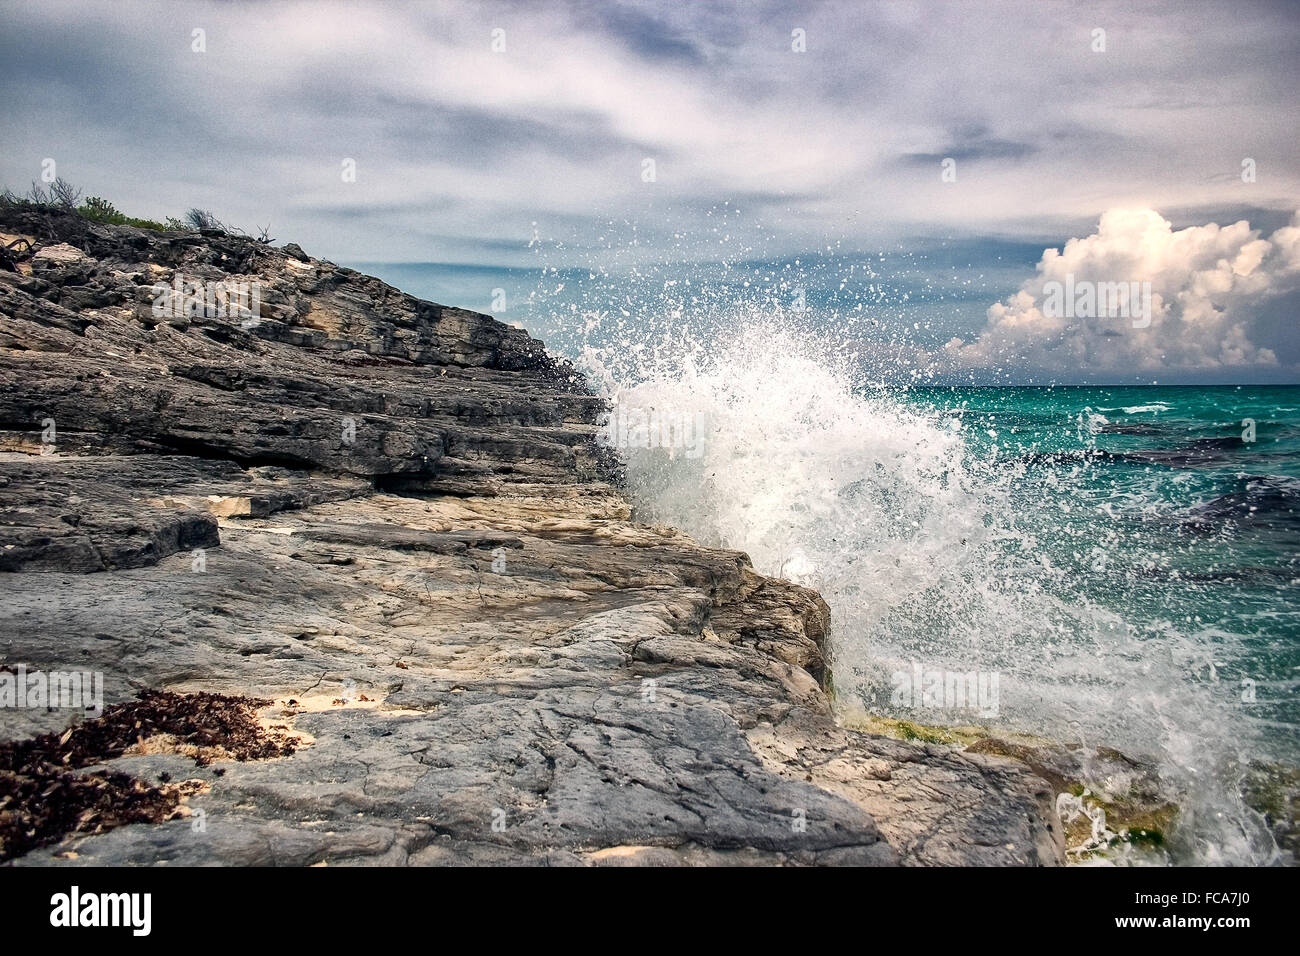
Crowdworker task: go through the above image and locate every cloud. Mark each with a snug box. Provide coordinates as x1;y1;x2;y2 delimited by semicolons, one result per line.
936;208;1300;378
592;2;707;65
1;0;1297;267
899;124;1038;166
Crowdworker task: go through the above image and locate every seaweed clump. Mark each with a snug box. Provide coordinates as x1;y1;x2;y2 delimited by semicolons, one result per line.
0;690;296;860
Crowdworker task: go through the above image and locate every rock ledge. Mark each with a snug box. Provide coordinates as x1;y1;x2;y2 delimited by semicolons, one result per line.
0;208;1063;865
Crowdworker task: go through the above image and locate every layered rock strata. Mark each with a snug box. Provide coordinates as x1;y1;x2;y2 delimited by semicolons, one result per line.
0;207;1064;865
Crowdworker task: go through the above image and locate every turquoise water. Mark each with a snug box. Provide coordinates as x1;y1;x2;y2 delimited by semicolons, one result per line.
903;385;1300;759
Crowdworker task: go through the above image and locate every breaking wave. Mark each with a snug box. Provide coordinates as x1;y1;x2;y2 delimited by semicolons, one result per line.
570;307;1282;866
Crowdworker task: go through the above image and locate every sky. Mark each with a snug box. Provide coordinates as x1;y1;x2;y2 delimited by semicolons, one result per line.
1;0;1297;383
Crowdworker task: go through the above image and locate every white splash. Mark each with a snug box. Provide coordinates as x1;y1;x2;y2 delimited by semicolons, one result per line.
574;312;1278;866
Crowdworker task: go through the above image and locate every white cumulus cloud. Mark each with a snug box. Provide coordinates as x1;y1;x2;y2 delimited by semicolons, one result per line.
937;208;1300;378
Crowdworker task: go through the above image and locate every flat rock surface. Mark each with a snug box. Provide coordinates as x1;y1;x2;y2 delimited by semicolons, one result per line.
0;207;1064;865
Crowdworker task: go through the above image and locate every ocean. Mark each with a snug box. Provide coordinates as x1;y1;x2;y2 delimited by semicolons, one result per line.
902;383;1300;752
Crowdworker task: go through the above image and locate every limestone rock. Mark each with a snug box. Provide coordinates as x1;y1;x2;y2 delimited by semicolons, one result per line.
0;206;1063;865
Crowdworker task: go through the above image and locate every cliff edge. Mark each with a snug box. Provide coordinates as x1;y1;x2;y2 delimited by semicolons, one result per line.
0;206;1064;865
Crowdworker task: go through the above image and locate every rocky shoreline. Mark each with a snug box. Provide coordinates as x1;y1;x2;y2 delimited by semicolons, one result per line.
0;206;1065;865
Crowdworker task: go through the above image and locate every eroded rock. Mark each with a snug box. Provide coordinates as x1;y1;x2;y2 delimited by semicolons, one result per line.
0;207;1063;865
